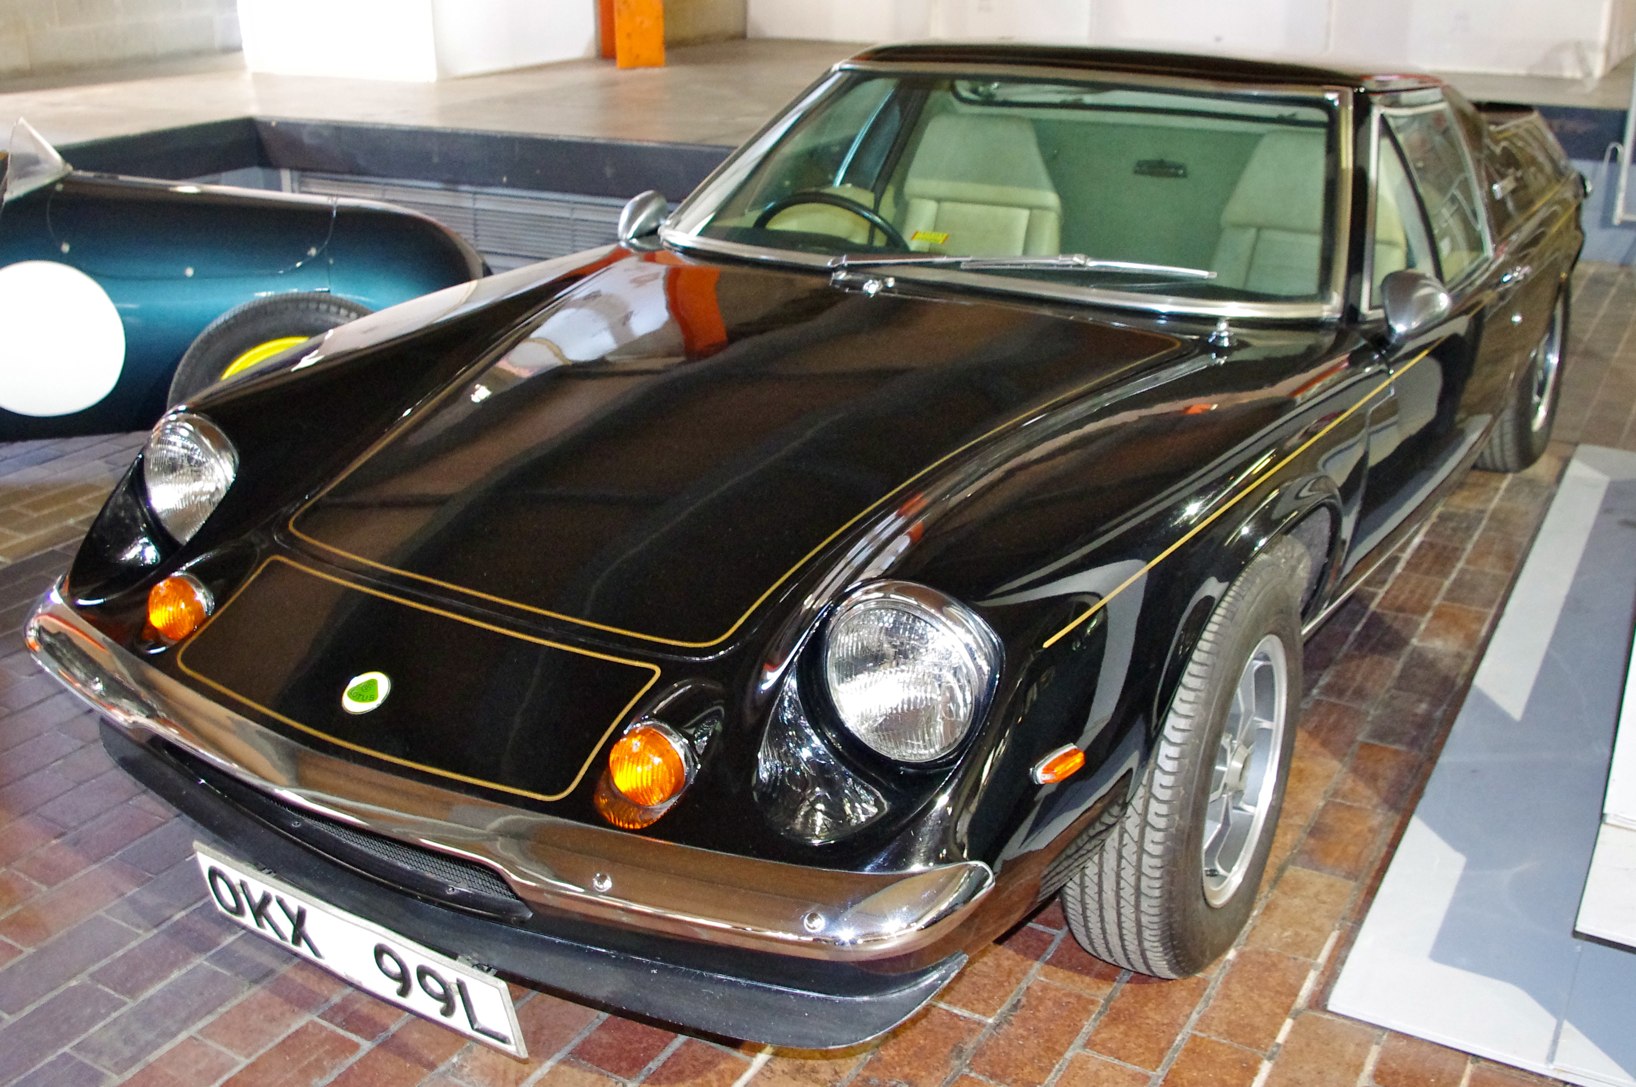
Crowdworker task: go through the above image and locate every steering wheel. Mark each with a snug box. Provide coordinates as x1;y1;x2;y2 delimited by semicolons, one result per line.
753;190;908;250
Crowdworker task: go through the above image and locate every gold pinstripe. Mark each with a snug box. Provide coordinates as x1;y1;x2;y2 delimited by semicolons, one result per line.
1041;347;1434;650
176;555;662;803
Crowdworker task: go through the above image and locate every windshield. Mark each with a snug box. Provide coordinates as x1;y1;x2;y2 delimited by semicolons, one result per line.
668;70;1341;307
2;118;69;204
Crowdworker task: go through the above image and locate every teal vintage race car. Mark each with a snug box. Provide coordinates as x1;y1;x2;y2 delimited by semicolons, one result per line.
0;119;485;438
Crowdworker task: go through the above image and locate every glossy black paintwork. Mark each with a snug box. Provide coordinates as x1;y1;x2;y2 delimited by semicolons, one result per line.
60;54;1585;934
290;256;1183;647
66;249;1388;875
850;42;1435;91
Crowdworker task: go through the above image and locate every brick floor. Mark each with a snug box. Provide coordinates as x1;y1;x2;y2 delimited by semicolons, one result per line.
5;266;1634;1084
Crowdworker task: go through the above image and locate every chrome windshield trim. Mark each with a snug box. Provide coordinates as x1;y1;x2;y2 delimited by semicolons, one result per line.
1328;88;1356;316
663;232;1340;321
834;58;1358;98
26;583;993;962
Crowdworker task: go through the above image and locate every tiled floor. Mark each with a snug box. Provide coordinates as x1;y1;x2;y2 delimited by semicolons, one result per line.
0;258;1631;1086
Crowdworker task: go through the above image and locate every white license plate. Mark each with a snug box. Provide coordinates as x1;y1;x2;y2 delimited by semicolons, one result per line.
194;843;527;1058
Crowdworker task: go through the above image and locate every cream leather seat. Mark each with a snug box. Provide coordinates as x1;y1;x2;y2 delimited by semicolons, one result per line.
901;113;1062;256
1372;183;1409;291
1212;130;1327;296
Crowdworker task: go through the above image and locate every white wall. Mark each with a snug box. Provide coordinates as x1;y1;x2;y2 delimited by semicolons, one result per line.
430;0;596;78
1604;0;1636;74
748;0;1636;78
746;0;934;43
239;0;596;81
667;0;751;44
0;0;238;79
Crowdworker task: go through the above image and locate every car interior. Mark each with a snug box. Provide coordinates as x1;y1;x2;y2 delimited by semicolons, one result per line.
700;76;1342;300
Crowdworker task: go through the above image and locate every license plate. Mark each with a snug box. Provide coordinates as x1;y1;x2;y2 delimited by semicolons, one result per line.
194;843;527;1058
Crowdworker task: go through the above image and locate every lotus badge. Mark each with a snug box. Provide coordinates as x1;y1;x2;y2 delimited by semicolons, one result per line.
341;671;391;714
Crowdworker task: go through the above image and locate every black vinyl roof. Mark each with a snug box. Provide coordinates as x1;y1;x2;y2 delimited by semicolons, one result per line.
847;43;1440;93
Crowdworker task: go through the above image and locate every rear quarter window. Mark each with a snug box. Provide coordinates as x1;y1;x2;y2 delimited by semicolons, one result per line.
1488;122;1573;234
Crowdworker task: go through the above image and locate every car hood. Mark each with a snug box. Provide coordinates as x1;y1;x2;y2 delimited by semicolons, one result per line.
286;253;1186;650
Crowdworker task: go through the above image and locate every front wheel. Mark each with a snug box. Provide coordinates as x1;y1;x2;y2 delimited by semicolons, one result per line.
1476;290;1567;473
167;292;371;406
1061;538;1306;977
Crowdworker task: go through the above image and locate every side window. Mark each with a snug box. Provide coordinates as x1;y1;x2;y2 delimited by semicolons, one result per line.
1385;104;1488;284
1371;135;1436;303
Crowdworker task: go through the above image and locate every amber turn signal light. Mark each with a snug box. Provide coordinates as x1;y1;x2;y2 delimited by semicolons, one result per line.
595;721;694;829
146;573;214;643
1032;744;1086;785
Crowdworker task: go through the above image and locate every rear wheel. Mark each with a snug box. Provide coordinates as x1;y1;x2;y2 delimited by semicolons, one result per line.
1476;291;1567;473
1061;538;1306;977
168;292;370;406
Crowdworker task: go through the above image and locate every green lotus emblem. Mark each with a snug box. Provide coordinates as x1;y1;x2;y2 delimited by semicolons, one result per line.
341;671;391;714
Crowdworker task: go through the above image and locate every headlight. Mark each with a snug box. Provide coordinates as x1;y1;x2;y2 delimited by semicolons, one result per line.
822;581;1000;763
141;413;237;544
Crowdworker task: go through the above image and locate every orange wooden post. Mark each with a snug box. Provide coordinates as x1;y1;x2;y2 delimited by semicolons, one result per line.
613;0;665;68
598;0;616;59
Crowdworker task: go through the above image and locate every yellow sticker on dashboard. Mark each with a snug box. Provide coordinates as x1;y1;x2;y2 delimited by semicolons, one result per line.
911;230;950;246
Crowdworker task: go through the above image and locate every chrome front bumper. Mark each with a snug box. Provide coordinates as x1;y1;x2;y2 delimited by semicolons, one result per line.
26;582;993;964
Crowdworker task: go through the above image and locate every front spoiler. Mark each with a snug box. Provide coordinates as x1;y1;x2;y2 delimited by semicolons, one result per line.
27;581;992;1047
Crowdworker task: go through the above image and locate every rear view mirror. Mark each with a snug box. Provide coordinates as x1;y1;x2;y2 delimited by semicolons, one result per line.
1380;270;1451;344
618;190;668;247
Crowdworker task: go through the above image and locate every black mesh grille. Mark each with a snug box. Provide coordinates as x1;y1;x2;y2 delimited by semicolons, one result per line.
163;741;531;922
297;812;521;904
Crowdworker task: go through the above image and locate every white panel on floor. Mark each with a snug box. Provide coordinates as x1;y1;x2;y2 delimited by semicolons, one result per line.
1599;623;1636;828
1577;824;1636;948
1555;942;1636;1085
1328;446;1636;1087
1576;618;1636;947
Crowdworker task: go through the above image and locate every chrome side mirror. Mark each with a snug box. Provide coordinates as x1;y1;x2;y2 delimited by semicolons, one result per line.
618;190;668;247
1380;270;1451;344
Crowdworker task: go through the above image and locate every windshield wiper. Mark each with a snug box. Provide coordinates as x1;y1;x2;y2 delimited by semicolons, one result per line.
829;253;1217;280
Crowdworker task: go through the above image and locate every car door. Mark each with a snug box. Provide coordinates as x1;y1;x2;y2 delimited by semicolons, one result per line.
1347;94;1496;570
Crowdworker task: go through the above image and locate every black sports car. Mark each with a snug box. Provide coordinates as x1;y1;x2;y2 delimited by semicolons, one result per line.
28;45;1583;1053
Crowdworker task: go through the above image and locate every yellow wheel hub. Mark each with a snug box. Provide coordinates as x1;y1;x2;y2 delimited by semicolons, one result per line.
221;335;309;380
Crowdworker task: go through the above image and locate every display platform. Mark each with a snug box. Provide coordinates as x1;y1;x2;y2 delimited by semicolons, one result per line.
1330;445;1636;1086
1577;610;1636;947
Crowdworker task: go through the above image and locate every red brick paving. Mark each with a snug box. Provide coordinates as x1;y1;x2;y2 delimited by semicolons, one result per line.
1373;1033;1470;1087
9;262;1634;1085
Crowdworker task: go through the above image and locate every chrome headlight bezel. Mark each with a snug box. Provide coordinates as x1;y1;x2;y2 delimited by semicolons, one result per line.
140;412;238;546
819;580;1001;765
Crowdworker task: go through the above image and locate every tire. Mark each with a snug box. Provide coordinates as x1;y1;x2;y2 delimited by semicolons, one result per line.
167;292;371;406
1061;538;1306;977
1476;290;1567;473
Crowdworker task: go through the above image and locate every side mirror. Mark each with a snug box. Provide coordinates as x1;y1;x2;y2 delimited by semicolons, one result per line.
618;190;668;247
1380;270;1451;344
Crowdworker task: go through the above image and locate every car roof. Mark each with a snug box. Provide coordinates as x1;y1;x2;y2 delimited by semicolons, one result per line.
845;43;1442;93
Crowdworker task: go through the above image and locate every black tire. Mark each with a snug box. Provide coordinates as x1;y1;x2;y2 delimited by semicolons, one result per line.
1476;290;1567;473
1061;538;1307;977
167;292;371;406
